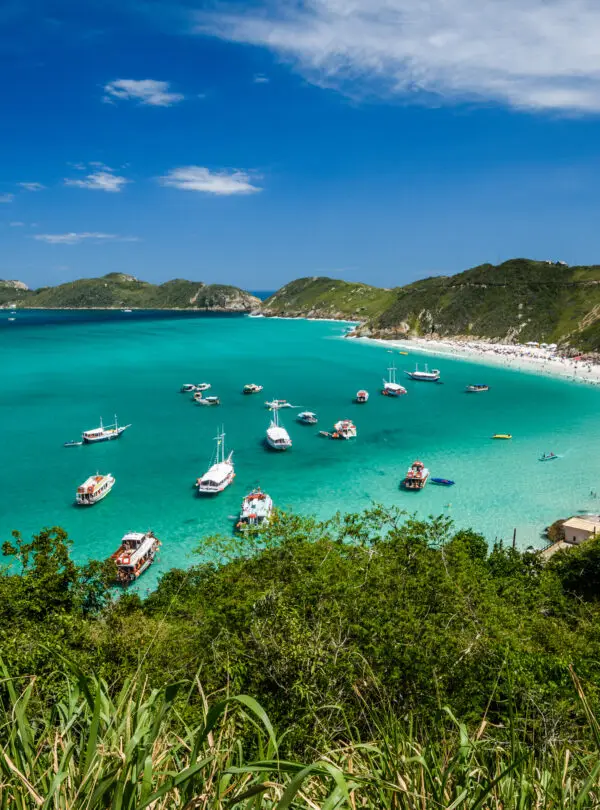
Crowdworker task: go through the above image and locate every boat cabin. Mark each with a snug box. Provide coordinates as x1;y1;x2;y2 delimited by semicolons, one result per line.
113;531;161;585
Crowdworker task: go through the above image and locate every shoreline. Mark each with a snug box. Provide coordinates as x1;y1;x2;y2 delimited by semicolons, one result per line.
349;335;600;386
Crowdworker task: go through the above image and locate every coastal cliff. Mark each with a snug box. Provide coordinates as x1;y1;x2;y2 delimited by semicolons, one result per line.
0;273;261;311
264;259;600;352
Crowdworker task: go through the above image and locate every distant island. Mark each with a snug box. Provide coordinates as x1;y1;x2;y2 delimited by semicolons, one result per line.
0;273;261;312
262;258;600;353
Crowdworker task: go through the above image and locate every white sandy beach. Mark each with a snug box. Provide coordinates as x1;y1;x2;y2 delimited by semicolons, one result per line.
351;335;600;386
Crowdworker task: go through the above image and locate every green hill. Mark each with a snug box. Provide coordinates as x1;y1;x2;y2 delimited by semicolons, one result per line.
262;276;396;320
265;260;600;351
1;274;261;311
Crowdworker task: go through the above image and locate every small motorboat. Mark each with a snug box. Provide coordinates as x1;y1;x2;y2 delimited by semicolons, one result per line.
243;383;263;394
265;399;295;409
297;411;318;424
539;452;558;461
194;394;220;406
355;390;369;403
8;317;15;322
321;419;357;440
64;440;83;447
492;434;512;440
398;351;408;355
195;383;211;392
431;478;455;486
181;383;196;393
466;384;489;393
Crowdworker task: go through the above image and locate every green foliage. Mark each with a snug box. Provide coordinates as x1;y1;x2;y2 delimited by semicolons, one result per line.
263;277;396;319
4;274;260;310
3;507;600;804
371;258;600;348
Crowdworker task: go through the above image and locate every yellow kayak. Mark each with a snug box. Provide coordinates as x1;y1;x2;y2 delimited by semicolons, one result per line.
399;351;409;355
492;434;512;440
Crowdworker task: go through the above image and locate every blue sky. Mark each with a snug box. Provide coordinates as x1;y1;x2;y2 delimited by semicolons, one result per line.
2;0;600;290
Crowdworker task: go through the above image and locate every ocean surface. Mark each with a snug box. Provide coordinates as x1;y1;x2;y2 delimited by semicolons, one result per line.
2;309;600;591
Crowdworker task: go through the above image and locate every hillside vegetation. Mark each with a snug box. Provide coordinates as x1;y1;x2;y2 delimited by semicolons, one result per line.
0;273;261;311
262;277;396;320
263;260;600;351
3;509;600;807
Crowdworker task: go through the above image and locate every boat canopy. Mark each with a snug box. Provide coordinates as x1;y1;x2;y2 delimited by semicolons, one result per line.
118;536;156;567
200;461;233;486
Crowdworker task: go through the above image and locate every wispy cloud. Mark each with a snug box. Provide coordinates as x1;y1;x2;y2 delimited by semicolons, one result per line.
196;0;600;113
103;78;184;107
253;73;269;84
64;169;129;193
9;221;25;227
19;182;45;191
159;166;262;195
33;232;139;245
0;193;14;203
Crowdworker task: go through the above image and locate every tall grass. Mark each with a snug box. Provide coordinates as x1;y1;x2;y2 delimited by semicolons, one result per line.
1;662;600;809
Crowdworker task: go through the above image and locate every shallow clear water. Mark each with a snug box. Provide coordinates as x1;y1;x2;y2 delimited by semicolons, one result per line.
2;310;599;591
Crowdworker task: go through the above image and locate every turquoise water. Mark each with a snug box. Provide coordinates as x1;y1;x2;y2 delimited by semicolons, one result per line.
2;310;600;590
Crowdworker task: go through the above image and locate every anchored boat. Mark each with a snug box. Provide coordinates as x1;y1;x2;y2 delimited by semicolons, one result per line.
321;419;357;440
266;409;292;450
402;460;430;490
466;384;489;393
382;363;407;397
405;363;440;382
355;389;369;403
297;411;318;424
181;383;196;393
431;477;455;486
243;383;263;394
236;488;274;531
196;429;235;494
539;452;558;461
194;394;220;406
265;399;295;409
76;473;115;505
82;416;130;444
112;531;161;585
492;434;512;440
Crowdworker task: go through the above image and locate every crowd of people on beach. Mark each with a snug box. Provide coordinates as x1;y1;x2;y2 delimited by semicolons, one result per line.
362;336;600;386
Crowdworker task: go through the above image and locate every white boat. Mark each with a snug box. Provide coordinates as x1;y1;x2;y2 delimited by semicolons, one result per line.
195;383;211;392
382;364;407;397
405;363;440;382
321;419;357;439
297;411;318;424
465;384;489;393
196;429;235;494
248;312;264;318
82;416;131;443
236;488;274;530
8;317;15;322
122;309;133;313
402;460;430;490
265;399;295;409
333;419;357;439
181;383;196;393
194;394;220;406
355;389;369;403
243;383;263;394
112;531;161;585
266;408;292;450
76;473;115;505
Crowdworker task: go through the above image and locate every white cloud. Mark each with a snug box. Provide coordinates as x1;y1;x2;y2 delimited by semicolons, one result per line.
33;232;139;245
159;166;262;195
9;221;25;227
19;182;45;191
64;170;129;193
253;73;270;83
104;78;184;107
0;193;14;203
195;0;600;113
